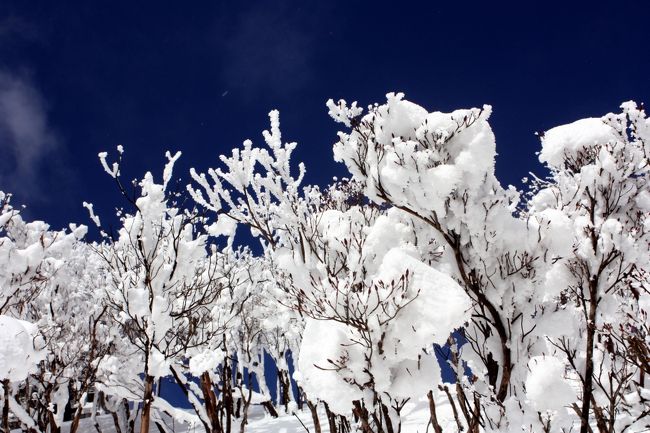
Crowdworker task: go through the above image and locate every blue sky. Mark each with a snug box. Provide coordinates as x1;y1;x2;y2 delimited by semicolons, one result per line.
0;0;648;230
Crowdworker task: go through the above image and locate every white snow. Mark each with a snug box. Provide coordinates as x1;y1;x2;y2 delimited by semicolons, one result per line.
539;117;617;168
0;315;45;381
525;356;577;412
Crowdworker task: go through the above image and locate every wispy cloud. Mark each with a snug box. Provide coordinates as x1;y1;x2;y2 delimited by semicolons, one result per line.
0;70;59;201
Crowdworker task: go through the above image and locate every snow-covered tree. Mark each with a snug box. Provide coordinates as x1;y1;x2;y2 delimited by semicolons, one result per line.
0;190;88;433
524;101;650;432
190;94;649;433
25;240;112;433
1;92;647;433
325;93;540;432
190;109;471;432
90;149;234;433
167;246;259;433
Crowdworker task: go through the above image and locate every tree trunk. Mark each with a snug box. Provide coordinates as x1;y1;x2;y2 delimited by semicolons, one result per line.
70;404;83;433
339;415;351;433
352;401;373;433
235;398;241;419
2;380;9;433
324;402;338;433
222;360;233;433
279;369;291;413
140;375;155;433
126;401;135;433
200;371;222;433
239;374;253;433
261;401;278;418
69;390;89;433
370;412;385;433
380;404;394;433
306;399;322;433
580;279;599;433
107;397;129;433
110;410;124;433
122;398;133;433
48;409;61;433
426;390;443;433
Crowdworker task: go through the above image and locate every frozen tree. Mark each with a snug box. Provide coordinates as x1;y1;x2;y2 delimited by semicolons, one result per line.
0;315;44;433
223;254;273;433
11;240;112;433
1;92;647;433
0;191;86;317
168;250;294;433
36;242;112;433
524;101;650;432
325;93;541;432
190;111;472;433
167;246;257;433
90;149;234;433
0;191;88;433
190;94;649;433
257;268;303;416
326;94;650;432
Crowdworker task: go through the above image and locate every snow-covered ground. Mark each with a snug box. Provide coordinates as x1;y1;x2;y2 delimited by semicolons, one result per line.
52;399;436;433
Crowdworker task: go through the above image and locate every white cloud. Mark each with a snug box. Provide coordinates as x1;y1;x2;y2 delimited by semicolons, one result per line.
0;70;58;200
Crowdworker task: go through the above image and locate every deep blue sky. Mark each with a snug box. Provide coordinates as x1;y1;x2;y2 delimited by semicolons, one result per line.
0;1;648;230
